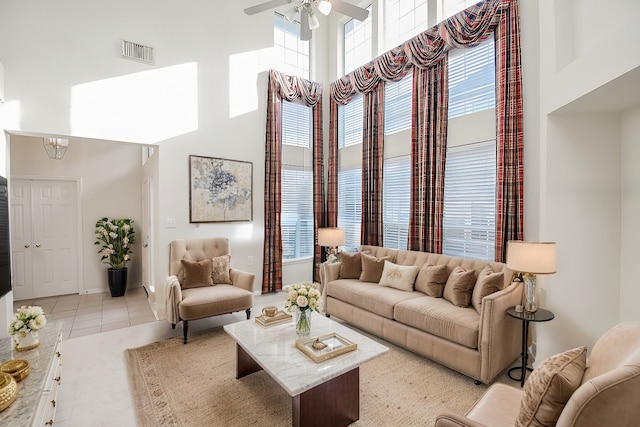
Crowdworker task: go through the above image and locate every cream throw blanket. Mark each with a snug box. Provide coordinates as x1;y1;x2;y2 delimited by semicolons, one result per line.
164;275;181;324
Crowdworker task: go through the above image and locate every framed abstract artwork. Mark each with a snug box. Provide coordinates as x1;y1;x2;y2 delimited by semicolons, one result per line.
189;155;253;223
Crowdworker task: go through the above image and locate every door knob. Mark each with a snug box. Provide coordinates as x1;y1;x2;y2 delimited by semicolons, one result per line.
35;244;41;248
24;244;30;248
143;244;149;248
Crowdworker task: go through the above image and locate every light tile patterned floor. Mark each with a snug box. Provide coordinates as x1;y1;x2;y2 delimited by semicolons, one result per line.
13;286;157;340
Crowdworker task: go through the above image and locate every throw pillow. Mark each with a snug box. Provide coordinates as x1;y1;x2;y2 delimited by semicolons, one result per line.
516;346;587;427
443;266;477;307
414;264;449;297
181;258;214;289
471;265;504;313
359;253;392;283
211;254;232;284
338;252;362;279
378;261;420;292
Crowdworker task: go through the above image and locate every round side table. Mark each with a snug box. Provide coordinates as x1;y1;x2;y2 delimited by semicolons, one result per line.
507;307;555;387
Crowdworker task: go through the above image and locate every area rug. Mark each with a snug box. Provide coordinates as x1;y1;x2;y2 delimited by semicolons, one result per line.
125;327;509;427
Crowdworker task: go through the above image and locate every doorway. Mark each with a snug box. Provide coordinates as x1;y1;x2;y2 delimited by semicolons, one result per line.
10;178;80;299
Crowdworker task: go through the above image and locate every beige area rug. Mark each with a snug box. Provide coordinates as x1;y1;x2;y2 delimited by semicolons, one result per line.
125;327;512;427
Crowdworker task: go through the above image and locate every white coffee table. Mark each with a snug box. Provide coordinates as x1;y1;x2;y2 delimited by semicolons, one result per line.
223;313;388;427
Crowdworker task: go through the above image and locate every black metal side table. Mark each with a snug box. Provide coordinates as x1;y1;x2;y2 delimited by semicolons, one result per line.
507;307;555;387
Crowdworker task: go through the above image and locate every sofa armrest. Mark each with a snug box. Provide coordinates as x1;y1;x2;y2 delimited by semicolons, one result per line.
320;262;341;306
434;413;488;427
477;281;524;383
164;275;182;325
230;268;255;293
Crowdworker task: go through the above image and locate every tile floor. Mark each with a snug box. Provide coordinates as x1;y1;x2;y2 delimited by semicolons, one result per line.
52;291;284;426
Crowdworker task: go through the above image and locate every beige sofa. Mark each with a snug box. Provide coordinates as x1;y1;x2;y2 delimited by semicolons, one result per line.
435;321;640;427
321;245;523;384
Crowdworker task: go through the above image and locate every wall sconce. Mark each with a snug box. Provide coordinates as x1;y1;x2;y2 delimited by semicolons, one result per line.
43;137;69;160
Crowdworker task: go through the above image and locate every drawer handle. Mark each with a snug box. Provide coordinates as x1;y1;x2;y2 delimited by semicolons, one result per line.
55;376;61;383
56;351;61;358
45;421;53;426
51;399;56;407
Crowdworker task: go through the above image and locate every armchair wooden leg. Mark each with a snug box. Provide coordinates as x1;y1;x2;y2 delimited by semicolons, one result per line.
183;320;189;344
245;308;251;319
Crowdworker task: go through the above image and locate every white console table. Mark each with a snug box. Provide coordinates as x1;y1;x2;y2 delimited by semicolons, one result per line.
0;321;63;426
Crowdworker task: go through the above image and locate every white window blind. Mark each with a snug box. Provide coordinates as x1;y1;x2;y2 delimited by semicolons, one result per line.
448;37;495;119
383;155;411;249
274;12;310;79
281;167;314;260
344;6;373;75
338;95;364;148
443;140;496;261
384;72;413;135
338;168;362;252
282;101;311;148
384;0;428;49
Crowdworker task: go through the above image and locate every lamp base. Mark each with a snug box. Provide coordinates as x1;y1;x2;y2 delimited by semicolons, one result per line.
523;273;537;313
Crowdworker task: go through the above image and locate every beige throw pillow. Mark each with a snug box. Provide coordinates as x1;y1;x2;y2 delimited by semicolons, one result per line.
338;252;362;279
181;258;214;289
359;253;392;283
471;265;504;313
378;261;420;292
443;266;476;307
414;264;449;297
516;346;587;427
211;255;231;284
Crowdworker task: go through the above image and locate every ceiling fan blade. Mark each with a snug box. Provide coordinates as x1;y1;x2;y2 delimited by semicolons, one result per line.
331;0;369;21
244;0;290;15
300;8;312;41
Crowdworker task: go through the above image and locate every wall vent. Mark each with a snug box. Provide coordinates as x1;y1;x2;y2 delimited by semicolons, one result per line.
121;40;155;65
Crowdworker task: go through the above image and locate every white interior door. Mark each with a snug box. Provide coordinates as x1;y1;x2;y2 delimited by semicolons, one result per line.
11;178;79;299
141;176;154;293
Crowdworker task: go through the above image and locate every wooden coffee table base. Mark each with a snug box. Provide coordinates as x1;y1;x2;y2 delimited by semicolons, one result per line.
235;344;360;427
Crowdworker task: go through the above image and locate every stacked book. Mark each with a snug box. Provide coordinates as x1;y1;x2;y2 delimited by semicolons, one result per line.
255;310;292;328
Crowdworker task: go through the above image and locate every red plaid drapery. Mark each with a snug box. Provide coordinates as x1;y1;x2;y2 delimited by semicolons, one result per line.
263;70;323;293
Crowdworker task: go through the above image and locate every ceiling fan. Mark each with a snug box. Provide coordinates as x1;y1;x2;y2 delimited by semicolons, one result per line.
244;0;369;41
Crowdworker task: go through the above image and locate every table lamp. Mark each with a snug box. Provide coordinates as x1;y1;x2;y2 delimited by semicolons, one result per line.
506;241;556;313
318;228;345;261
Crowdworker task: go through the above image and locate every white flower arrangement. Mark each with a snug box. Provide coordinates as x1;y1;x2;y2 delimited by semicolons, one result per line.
9;305;47;343
284;282;323;314
94;217;136;270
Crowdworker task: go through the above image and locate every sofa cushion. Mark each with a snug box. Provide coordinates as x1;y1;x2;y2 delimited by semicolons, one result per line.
394;296;480;348
360;253;392;283
339;252;362;279
471;265;504;313
181;258;214;289
378;261;420;292
414;264;449;297
326;279;421;319
211;254;232;284
443;266;477;307
516;346;587;427
179;284;253;320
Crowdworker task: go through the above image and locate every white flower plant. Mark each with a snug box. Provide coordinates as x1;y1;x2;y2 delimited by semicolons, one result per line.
94;218;136;270
284;282;323;336
9;305;47;344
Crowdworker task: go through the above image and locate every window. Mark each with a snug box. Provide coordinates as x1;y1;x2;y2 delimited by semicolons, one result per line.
338;94;364;148
442;0;479;20
383;155;411;249
274;12;310;79
282;101;311;148
384;0;428;49
442;140;496;261
338;168;362;252
448;37;495;119
281;167;314;259
344;6;373;74
384;72;412;135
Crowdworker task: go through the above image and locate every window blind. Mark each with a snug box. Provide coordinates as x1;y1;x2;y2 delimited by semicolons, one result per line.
383;155;411;249
338;167;362;252
281;167;314;259
282;101;312;148
384;72;413;135
442;140;496;261
338;95;364;148
448;37;495;119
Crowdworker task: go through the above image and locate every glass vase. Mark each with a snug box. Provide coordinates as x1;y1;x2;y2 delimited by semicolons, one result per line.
295;307;312;338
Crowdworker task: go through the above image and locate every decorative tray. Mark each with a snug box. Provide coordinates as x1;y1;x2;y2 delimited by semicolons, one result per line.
255;310;292;328
296;333;357;363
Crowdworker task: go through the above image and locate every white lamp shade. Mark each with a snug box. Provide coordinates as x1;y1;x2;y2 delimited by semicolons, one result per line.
308;11;320;30
317;1;332;16
284;6;298;22
506;241;557;274
318;228;345;247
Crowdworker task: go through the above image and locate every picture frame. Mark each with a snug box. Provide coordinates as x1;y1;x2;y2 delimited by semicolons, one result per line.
189;155;253;223
295;333;357;363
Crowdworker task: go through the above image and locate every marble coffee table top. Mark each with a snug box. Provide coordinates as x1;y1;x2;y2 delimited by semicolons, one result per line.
223;312;388;396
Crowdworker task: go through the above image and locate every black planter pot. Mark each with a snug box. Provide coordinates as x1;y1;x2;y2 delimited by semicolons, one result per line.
107;268;128;297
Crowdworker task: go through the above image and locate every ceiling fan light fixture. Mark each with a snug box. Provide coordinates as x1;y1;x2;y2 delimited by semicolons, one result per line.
308;10;320;30
43;137;69;160
317;0;332;16
284;6;299;23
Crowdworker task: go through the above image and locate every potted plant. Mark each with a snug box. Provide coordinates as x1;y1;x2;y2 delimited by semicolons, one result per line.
94;217;136;297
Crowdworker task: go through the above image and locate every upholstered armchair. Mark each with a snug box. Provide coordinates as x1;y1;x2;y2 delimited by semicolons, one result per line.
164;237;254;344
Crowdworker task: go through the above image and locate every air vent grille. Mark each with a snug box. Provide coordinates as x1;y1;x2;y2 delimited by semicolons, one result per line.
121;40;155;65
